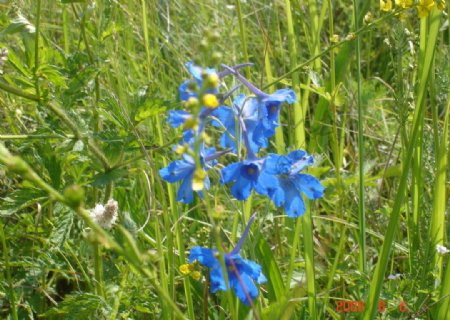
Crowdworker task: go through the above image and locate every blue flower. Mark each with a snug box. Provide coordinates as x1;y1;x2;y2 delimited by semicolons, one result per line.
159;147;218;203
255;89;296;139
188;215;266;305
220;157;278;200
264;150;324;217
211;94;266;154
211;90;296;154
179;62;218;101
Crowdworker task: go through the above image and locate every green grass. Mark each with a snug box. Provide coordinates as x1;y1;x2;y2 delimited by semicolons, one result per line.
0;1;449;319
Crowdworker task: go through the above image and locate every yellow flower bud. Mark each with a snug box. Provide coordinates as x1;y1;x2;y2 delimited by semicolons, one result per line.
175;144;187;155
202;94;220;108
204;73;220;88
192;169;207;191
183;117;198;130
185;97;199;109
191;271;201;281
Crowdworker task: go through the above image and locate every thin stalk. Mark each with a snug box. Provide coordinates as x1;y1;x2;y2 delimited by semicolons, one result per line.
0;223;18;320
284;0;304;148
0;81;40;102
93;242;105;298
264;10;399;90
353;0;366;274
302;205;317;318
363;8;442;319
34;0;41;99
235;0;250;78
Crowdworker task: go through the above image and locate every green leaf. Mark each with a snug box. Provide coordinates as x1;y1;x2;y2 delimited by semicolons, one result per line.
49;203;74;249
255;238;285;302
41;292;109;319
0;14;35;36
0;188;47;216
91;168;128;187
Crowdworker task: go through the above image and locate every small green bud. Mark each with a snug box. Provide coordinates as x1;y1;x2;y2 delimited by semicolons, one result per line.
64;184;85;209
204;73;220;88
187;81;198;92
210;51;223;65
199;39;209;51
206;30;220;42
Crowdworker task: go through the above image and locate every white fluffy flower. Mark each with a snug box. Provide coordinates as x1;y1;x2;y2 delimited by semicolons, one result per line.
436;244;450;255
387;273;402;280
90;199;118;229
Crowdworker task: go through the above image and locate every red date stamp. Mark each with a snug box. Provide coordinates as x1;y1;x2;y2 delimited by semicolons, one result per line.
336;300;408;313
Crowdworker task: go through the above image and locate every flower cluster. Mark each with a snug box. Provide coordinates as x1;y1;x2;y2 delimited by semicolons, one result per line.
160;62;324;217
380;0;446;17
160;61;325;305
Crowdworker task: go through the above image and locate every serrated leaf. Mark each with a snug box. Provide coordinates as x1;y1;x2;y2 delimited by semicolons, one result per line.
41;292;108;319
49;203;74;249
0;188;47;216
91;168;128;187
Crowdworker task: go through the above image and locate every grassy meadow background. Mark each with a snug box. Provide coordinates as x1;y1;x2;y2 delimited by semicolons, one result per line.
0;0;449;319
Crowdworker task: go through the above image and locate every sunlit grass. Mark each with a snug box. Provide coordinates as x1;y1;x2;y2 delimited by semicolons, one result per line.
0;1;448;319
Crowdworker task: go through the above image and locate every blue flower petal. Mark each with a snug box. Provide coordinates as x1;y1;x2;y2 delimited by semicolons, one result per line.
264;154;291;175
179;80;196;101
220;162;241;184
284;181;306;217
255;171;279;196
231;176;253;200
291;173;325;199
159;159;194;183
167;110;192;128
229;272;258;305
188;247;218;267
209;266;227;293
176;172;195;203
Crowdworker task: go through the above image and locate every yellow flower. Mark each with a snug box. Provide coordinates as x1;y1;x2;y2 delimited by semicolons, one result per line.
417;0;435;17
190;271;201;281
192;169;207;191
437;0;446;10
380;0;393;11
395;0;413;8
202;93;219;108
179;264;193;275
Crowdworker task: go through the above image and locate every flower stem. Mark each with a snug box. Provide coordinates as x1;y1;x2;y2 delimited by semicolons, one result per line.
0;223;18;320
93;242;105;298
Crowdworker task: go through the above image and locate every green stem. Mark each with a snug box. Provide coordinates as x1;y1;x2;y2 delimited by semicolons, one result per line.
93;242;105;298
34;0;41;99
0;223;18;320
353;0;366;274
0;81;40;102
363;8;442;319
235;0;249;78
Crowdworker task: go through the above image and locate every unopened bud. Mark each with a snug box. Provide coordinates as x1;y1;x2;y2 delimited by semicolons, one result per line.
64;184;85;209
185;96;199;109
